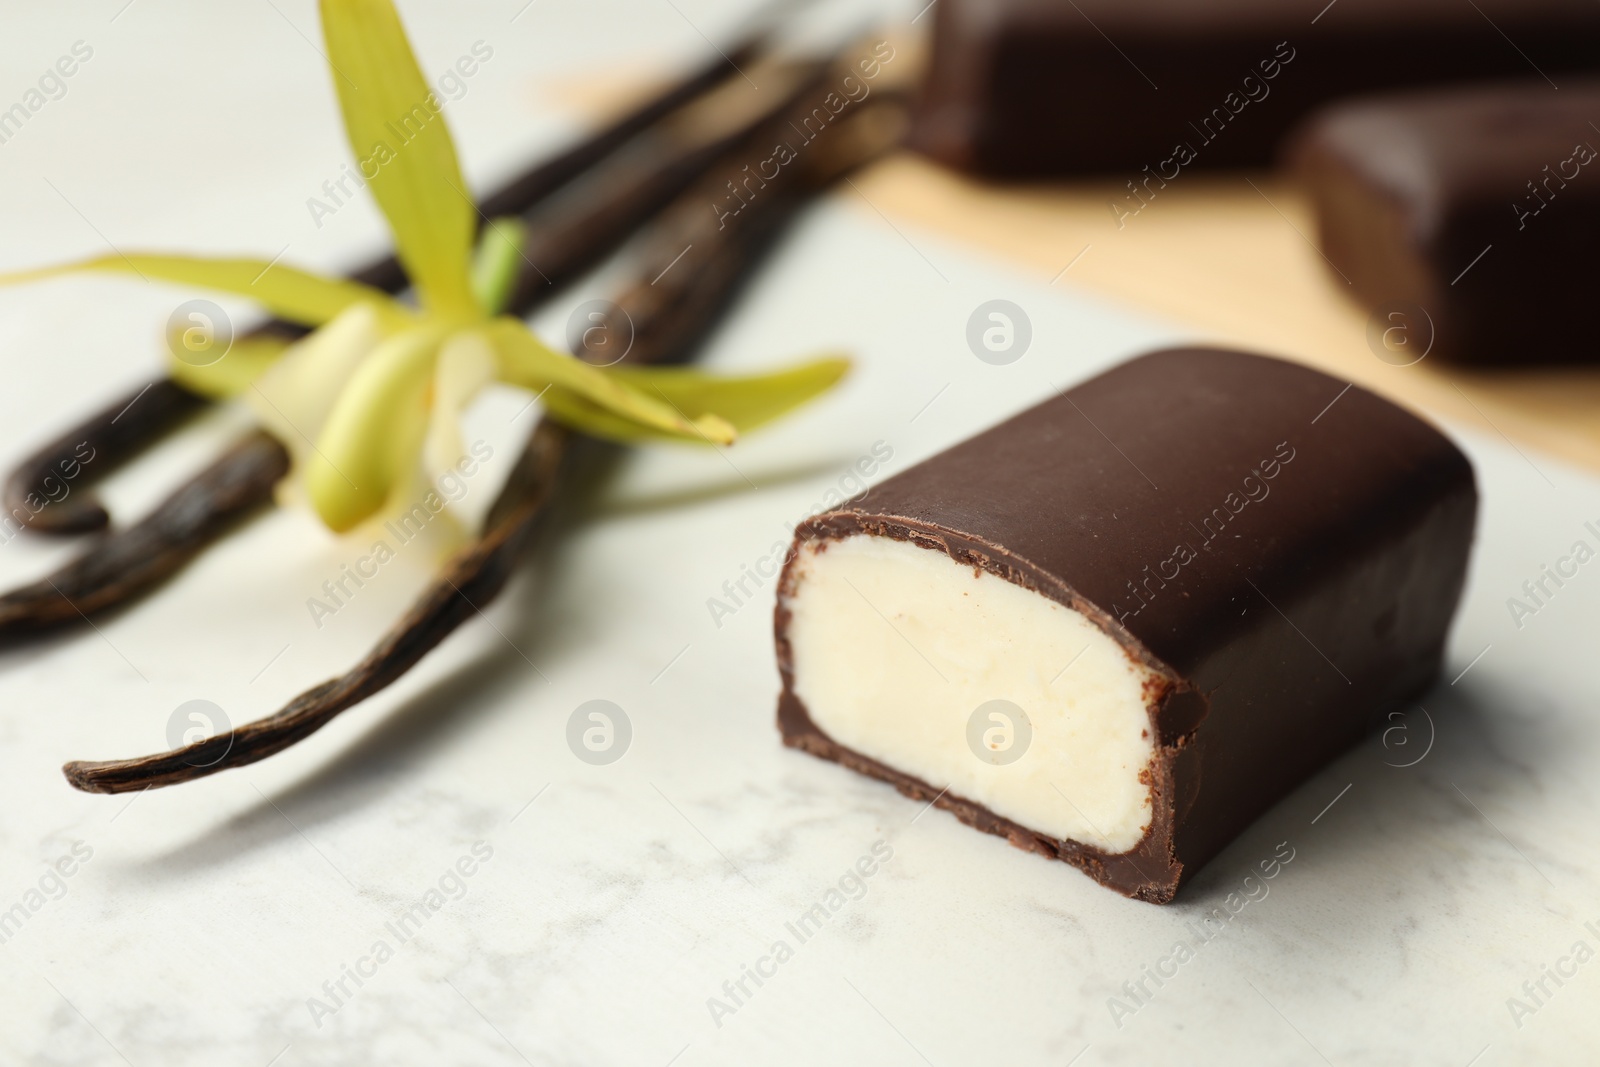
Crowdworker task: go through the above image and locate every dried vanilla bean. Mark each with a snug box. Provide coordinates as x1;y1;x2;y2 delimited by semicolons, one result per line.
64;87;908;792
2;377;210;535
64;420;569;792
0;432;290;637
504;56;832;312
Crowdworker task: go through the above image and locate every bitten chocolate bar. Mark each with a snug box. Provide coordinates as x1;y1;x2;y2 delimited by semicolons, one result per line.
774;348;1476;903
910;0;1600;178
1288;80;1600;365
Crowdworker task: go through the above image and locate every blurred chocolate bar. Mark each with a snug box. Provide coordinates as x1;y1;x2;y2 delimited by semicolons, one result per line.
911;0;1600;178
1289;79;1600;364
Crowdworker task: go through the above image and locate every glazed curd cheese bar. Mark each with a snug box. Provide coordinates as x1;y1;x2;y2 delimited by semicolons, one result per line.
1288;79;1600;364
774;348;1477;902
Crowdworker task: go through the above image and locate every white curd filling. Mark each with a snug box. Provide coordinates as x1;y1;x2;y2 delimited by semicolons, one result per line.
783;534;1161;853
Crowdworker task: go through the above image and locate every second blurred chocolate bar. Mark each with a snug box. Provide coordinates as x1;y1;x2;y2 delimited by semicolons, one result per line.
1289;79;1600;364
912;0;1600;179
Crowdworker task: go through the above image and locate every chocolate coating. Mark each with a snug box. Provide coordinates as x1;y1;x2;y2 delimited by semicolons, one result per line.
775;347;1477;902
912;0;1600;177
1288;79;1600;365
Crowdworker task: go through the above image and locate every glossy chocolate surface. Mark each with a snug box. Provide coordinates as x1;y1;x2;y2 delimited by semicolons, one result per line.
776;347;1477;901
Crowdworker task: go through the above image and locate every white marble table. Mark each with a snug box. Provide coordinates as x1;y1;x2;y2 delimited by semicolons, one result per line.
1;2;1597;1064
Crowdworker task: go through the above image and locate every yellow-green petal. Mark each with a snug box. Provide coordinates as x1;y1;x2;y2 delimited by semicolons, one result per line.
247;303;389;469
538;355;850;444
319;0;478;320
618;356;850;430
423;330;496;480
305;323;447;531
169;332;295;399
0;252;411;330
484;319;735;445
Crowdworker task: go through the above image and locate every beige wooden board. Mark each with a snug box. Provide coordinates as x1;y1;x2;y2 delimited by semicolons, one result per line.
848;153;1600;474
